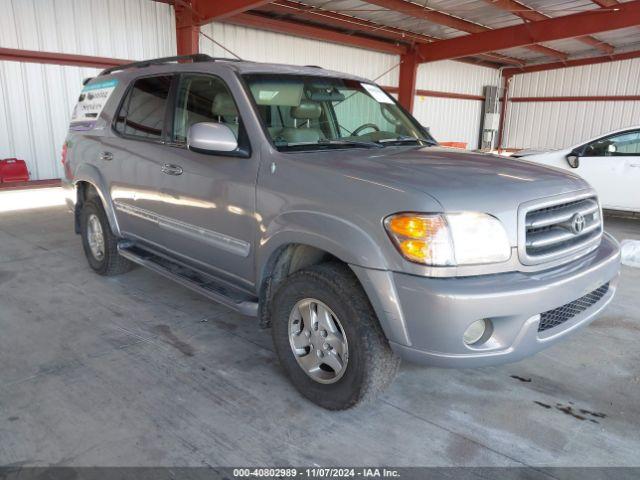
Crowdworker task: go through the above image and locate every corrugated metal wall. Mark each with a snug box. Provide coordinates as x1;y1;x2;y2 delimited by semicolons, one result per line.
199;22;400;87
1;3;499;180
414;60;499;148
503;58;640;150
0;0;176;180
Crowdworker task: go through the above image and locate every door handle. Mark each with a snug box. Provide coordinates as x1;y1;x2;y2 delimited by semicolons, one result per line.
161;163;183;176
99;151;113;161
630;163;640;168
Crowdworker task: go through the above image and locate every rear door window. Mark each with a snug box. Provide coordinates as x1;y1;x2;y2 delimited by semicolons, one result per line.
115;75;172;140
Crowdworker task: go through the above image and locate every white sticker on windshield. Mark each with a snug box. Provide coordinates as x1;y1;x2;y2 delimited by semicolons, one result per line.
70;79;118;125
361;83;393;104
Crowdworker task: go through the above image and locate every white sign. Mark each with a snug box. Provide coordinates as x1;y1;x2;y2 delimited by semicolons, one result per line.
71;79;118;124
361;83;394;104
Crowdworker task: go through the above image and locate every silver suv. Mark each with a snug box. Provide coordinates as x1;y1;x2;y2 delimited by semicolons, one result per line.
62;54;621;410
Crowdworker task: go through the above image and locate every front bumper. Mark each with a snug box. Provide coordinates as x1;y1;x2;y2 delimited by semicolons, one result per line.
352;233;620;368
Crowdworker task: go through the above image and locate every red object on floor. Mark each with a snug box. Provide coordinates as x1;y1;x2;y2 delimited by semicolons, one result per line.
0;158;30;183
439;142;468;149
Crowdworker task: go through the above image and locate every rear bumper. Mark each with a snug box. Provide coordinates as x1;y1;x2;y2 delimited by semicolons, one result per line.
352;233;621;368
61;178;75;211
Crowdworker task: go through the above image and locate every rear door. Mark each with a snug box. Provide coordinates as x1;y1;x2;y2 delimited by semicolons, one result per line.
157;73;259;287
577;129;640;211
106;74;175;242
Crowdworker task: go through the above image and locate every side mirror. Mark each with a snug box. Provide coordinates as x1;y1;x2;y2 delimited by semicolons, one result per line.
566;153;580;169
187;122;238;154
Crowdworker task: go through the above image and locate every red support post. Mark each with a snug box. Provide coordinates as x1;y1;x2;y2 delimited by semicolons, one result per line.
398;50;419;113
176;24;199;55
496;73;512;152
175;1;199;56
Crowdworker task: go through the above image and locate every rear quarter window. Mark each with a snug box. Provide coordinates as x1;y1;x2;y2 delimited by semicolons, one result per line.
70;78;119;130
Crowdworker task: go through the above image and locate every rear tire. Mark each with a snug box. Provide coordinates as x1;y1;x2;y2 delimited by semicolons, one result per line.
271;262;400;410
80;199;132;276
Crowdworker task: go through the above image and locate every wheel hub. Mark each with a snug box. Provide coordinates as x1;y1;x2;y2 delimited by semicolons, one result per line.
87;213;105;261
288;298;349;384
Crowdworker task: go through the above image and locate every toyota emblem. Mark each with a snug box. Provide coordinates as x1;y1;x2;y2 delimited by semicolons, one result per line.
571;213;586;234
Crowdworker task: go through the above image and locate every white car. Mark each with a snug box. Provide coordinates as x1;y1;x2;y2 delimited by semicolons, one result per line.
512;126;640;212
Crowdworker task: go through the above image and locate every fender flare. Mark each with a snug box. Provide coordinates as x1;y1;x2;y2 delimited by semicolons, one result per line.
73;164;120;236
257;211;409;345
257;210;389;279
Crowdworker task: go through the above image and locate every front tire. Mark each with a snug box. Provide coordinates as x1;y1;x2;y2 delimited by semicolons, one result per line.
271;262;400;410
80;199;132;276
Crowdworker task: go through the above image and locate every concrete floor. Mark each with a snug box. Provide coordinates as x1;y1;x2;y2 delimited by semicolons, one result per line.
0;191;639;467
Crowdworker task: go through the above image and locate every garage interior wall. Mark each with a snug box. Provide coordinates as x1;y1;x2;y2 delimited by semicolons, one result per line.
0;0;176;180
414;61;499;148
0;0;501;181
199;23;400;89
503;57;640;150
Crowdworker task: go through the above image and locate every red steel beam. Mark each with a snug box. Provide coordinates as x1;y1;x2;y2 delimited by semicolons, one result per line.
176;24;199;55
511;95;640;102
496;73;512;152
591;0;619;6
175;0;199;55
260;0;438;44
383;85;485;101
224;13;407;54
503;49;640;76
416;89;484;101
486;0;614;54
0;47;127;69
397;51;418;111
195;0;273;23
363;0;567;60
416;0;640;62
259;1;524;66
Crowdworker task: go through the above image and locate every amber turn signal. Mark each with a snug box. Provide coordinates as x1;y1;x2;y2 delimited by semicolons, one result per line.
387;215;446;239
399;239;429;262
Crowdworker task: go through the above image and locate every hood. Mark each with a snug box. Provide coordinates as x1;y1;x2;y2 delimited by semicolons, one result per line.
298;146;591;243
511;148;557;157
310;146;589;209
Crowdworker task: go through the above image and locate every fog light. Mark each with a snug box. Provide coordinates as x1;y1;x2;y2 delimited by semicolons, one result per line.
463;319;488;345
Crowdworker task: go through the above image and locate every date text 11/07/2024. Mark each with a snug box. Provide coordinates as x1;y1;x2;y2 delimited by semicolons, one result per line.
232;468;400;478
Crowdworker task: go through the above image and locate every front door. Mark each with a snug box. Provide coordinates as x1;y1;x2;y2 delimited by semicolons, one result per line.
158;73;259;287
578;129;640;211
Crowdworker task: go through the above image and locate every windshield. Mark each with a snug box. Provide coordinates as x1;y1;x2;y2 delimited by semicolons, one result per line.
242;74;435;151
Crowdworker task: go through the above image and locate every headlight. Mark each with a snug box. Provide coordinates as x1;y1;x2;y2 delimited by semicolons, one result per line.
384;212;511;266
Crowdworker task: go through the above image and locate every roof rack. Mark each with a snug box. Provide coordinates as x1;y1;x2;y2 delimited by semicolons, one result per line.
99;54;242;77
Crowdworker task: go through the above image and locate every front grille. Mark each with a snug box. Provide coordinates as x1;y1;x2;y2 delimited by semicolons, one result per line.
538;283;609;332
524;196;602;263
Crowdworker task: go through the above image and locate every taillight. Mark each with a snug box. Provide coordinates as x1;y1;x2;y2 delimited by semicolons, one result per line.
61;142;68;165
61;141;73;179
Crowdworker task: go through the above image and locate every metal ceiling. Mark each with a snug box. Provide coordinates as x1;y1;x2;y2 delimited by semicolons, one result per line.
248;0;640;67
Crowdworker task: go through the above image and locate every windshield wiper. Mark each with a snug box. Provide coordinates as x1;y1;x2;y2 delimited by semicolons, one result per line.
376;135;437;146
317;139;383;149
276;139;383;149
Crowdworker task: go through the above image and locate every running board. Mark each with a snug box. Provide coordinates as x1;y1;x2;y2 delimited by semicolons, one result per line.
118;244;258;316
